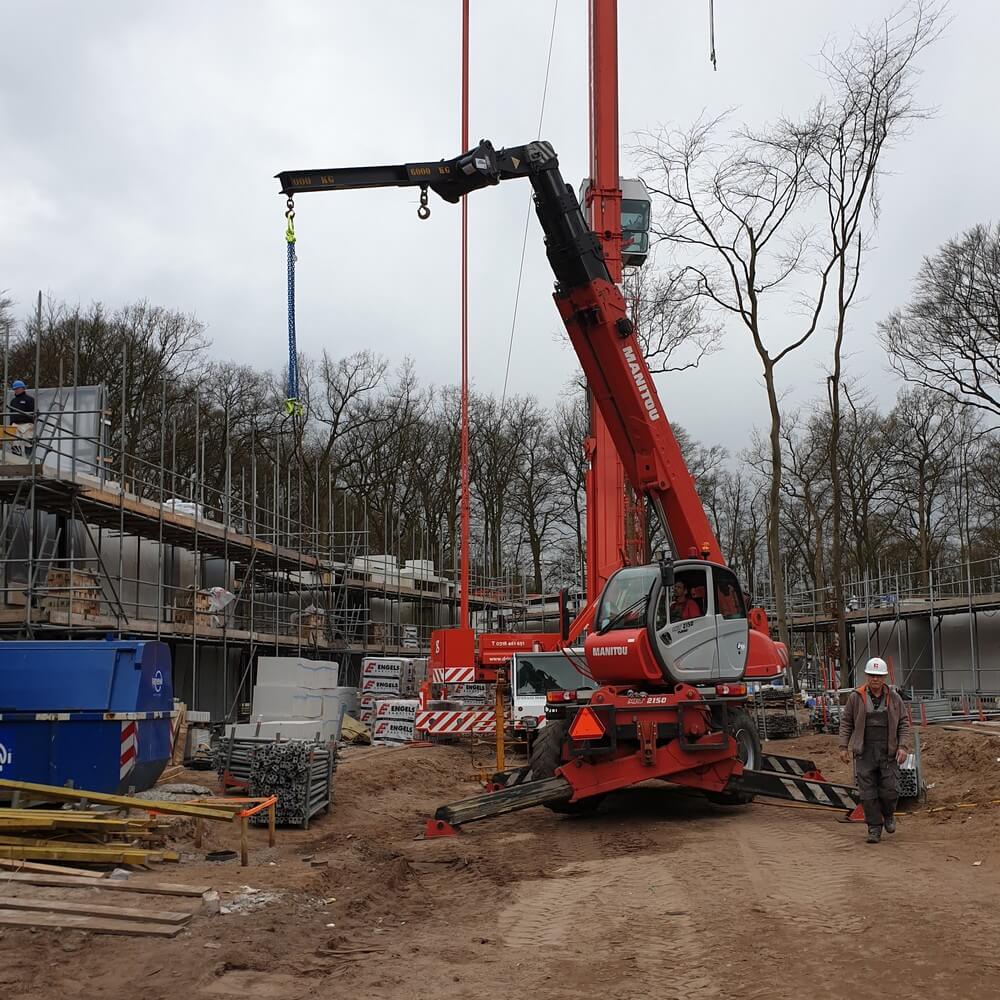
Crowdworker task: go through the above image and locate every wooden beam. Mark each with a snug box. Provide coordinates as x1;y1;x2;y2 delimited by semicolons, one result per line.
0;857;108;878
0;908;183;937
0;871;210;896
0;844;165;864
0;896;193;924
0;778;236;821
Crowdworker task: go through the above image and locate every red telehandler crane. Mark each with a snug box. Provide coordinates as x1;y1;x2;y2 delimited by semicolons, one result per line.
277;139;860;823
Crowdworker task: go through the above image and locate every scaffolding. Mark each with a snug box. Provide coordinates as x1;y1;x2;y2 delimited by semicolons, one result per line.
0;381;509;720
763;556;1000;697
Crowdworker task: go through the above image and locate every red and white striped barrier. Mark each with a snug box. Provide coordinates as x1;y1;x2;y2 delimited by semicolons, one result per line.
430;666;477;684
120;720;138;781
415;709;496;735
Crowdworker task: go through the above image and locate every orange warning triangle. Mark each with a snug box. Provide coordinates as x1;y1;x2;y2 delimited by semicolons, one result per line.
569;707;605;740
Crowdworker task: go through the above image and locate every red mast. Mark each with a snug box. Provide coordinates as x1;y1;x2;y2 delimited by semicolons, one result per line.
584;0;628;605
459;0;471;628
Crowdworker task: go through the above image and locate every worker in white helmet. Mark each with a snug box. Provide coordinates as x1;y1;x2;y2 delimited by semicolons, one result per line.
838;657;912;843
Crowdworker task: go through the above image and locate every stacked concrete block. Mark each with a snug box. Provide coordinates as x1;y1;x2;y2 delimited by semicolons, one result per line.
241;656;355;743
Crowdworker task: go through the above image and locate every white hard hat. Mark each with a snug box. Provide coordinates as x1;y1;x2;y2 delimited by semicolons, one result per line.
864;657;889;676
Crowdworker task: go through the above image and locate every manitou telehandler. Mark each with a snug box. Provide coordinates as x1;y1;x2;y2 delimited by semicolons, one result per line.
278;139;862;824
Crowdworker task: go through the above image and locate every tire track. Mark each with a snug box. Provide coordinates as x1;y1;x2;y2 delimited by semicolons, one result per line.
499;851;720;999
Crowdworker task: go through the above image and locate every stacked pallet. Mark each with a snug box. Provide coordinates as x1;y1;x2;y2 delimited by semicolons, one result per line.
214;738;336;828
760;713;798;739
249;740;335;827
41;569;102;617
173;587;213;626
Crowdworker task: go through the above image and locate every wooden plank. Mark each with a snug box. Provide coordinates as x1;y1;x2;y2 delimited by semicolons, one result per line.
0;816;138;833
0;907;182;937
0;895;192;924
0;778;236;821
0;844;165;864
0;871;210;896
0;857;108;878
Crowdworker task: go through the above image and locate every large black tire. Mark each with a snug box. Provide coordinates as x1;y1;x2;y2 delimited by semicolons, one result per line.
529;718;605;815
705;708;761;806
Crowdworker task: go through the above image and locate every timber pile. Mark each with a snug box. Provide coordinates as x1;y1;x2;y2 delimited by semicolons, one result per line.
215;738;335;827
0;867;216;937
0;777;236;866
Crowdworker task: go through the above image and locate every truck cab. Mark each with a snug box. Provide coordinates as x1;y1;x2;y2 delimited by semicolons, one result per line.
511;649;598;750
585;559;758;688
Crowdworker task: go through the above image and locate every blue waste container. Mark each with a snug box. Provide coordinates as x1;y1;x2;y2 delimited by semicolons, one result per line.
0;638;174;793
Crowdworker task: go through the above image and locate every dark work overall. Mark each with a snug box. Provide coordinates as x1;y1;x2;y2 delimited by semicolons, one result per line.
856;691;898;828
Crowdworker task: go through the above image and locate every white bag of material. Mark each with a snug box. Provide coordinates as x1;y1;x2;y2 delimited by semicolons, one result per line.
372;718;415;744
361;676;402;695
256;656;339;689
206;587;236;627
375;699;420;721
163;498;205;519
290;604;326;625
362;657;407;679
251;684;325;720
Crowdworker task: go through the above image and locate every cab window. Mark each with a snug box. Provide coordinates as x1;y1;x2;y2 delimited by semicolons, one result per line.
668;569;707;624
596;566;658;632
714;568;747;620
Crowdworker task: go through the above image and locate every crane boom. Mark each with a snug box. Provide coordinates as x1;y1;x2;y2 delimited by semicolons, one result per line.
278;139;723;563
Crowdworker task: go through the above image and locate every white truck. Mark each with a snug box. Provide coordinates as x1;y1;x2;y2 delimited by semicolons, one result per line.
511;648;597;751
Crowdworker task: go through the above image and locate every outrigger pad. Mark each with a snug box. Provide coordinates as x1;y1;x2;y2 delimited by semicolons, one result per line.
423;818;459;839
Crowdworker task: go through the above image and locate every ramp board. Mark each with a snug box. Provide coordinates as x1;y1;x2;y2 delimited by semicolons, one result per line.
760;754;819;775
435;776;571;826
735;769;859;810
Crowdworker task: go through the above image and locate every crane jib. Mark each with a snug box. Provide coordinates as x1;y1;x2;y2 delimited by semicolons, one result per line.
276;137;724;562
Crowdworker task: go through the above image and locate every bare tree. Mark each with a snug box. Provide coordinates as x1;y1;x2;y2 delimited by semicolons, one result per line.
508;399;560;593
882;222;1000;415
778;412;833;594
623;265;721;374
784;0;944;676
888;387;961;581
547;388;589;587
636;116;834;650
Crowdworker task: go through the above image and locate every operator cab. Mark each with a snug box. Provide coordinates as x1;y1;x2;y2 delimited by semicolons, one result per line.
577;177;652;268
591;560;750;686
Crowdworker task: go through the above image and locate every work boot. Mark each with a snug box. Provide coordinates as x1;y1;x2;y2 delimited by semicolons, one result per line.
866;826;882;844
883;815;896;834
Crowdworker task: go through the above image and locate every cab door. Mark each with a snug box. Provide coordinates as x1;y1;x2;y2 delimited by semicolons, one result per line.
713;566;750;681
650;565;719;683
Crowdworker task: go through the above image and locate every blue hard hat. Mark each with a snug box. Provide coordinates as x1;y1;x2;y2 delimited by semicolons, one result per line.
11;380;25;390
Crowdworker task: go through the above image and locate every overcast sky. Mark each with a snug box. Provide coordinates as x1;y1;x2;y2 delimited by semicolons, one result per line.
1;1;994;453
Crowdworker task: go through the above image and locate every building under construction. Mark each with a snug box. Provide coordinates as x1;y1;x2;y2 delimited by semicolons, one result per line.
0;381;547;720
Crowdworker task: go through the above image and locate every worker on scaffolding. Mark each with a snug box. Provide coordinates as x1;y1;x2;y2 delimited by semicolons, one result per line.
8;380;35;425
6;379;36;458
839;657;912;844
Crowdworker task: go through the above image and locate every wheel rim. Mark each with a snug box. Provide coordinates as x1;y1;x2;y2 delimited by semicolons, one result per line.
733;726;757;770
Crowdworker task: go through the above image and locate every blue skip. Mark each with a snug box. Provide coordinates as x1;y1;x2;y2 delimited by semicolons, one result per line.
0;638;174;794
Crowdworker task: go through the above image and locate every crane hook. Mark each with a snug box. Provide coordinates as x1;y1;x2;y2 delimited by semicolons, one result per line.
417;186;431;220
